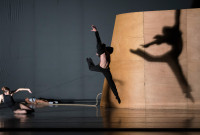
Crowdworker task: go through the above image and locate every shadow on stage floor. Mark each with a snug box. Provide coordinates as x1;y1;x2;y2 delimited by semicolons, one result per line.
0;104;200;135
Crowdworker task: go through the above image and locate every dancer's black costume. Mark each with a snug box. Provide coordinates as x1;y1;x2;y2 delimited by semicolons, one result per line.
87;31;121;104
3;93;20;111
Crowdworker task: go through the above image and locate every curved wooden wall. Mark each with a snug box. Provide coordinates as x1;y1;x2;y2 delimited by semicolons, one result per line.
100;8;200;109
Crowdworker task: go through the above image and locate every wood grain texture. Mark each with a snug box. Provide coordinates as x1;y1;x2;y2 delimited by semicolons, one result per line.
101;12;144;108
101;8;200;109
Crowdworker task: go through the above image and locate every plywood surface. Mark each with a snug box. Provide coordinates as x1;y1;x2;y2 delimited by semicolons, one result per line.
101;8;200;109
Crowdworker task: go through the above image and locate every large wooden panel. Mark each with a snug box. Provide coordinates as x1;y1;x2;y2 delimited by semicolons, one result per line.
101;8;200;109
188;62;200;109
143;10;188;109
187;9;200;62
100;12;144;108
111;37;144;61
187;8;200;109
109;61;145;108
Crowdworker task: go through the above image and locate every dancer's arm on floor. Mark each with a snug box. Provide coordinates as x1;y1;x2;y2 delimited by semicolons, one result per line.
35;99;49;104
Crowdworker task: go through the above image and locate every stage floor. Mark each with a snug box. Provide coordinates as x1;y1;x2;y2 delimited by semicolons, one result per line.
0;104;200;135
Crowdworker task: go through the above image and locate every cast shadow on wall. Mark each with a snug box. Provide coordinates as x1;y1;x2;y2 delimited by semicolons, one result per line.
130;10;194;103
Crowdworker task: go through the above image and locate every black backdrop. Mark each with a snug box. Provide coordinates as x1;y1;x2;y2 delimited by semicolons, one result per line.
0;0;197;100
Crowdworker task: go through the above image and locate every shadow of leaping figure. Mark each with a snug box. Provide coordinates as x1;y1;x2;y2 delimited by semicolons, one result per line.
130;10;194;103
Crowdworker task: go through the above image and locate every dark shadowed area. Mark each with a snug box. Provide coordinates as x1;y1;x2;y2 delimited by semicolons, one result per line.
0;0;196;100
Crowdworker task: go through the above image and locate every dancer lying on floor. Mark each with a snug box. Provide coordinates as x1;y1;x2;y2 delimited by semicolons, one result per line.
25;97;58;104
86;25;121;104
0;86;34;114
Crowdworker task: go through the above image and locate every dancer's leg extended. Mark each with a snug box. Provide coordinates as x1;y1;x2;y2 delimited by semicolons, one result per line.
103;69;121;104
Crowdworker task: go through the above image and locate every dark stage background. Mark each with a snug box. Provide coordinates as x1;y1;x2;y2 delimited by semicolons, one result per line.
0;0;198;100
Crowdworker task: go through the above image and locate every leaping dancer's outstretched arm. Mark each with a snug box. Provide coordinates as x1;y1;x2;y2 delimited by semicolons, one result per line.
91;25;105;56
91;25;101;44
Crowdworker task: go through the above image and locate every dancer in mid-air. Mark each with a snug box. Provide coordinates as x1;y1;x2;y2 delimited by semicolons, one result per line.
86;25;121;104
0;86;34;114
